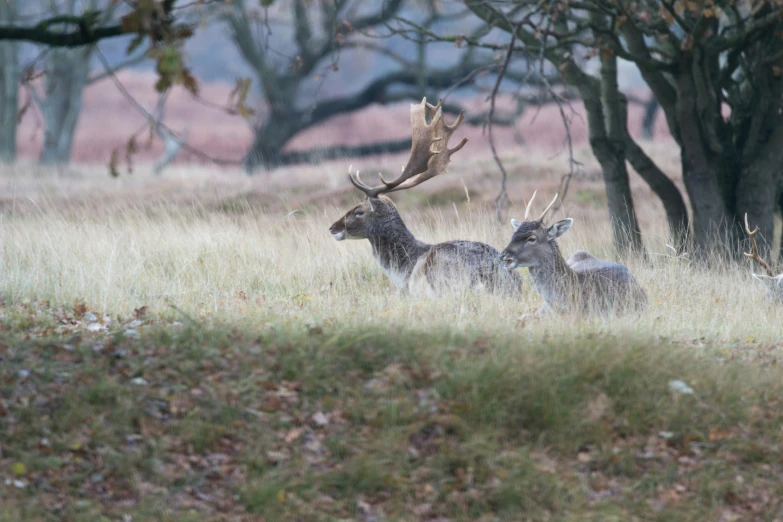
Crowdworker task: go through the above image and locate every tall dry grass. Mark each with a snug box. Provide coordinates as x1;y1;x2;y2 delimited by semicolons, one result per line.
2;140;781;344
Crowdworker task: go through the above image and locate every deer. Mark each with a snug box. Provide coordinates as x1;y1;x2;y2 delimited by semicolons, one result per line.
328;97;522;297
742;213;783;304
498;191;648;316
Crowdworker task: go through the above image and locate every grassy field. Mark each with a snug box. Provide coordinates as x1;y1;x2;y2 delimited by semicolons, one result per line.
2;142;783;521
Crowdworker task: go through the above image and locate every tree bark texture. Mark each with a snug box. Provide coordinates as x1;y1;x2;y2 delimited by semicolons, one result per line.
0;0;17;161
670;53;736;257
661;48;782;260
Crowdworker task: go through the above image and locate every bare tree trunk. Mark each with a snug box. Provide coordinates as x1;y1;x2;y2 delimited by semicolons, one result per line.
590;135;644;255
36;47;91;165
569;48;644;256
243;114;302;172
779;190;783;264
598;52;644;255
640;95;658;140
624;137;689;246
620;91;689;246
0;0;18;161
736;125;783;260
673;58;735;258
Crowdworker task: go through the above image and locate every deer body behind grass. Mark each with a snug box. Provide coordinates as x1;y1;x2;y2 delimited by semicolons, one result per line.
499;192;648;316
743;213;783;304
328;98;522;297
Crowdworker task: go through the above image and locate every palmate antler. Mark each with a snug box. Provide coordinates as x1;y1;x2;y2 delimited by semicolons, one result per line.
743;213;777;277
348;97;468;198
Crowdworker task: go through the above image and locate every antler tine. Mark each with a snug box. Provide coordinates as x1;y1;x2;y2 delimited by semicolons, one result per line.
537;192;559;222
425;98;444;122
347;165;377;198
345;98;468;199
523;190;538;220
743;213;776;277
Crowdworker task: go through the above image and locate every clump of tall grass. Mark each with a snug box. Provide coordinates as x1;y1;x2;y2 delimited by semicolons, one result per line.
1;148;780;343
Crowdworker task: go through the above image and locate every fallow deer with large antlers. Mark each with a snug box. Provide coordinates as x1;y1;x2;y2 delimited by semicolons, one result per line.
743;213;783;304
328;97;522;297
498;192;648;316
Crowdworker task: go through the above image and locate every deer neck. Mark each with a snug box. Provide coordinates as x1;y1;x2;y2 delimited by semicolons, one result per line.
528;242;578;311
368;214;430;286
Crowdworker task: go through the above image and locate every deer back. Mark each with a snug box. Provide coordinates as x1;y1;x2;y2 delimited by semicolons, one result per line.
572;262;648;315
410;240;523;297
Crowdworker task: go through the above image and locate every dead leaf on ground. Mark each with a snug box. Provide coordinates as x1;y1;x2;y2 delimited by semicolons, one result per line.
284;428;303;443
260;397;282;413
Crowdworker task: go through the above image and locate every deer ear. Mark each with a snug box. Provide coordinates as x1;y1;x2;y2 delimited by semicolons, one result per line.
510;218;522;231
547;218;574;240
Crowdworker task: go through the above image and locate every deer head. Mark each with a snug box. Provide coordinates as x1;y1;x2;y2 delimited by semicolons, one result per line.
329;97;468;241
743;213;783;304
499;191;573;269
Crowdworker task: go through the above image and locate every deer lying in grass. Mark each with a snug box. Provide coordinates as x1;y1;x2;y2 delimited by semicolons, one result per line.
743;213;783;304
328;97;522;297
498;192;648;315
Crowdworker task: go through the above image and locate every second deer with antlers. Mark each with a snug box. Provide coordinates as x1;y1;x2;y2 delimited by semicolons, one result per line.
498;192;648;316
328;97;522;297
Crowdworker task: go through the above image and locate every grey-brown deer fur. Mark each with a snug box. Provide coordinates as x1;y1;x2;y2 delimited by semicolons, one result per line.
499;193;648;316
328;97;522;297
330;195;522;296
752;274;783;304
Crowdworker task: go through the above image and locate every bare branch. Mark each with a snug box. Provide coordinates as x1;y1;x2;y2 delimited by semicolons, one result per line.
489;22;520;224
151;90;189;175
0;0;181;47
87;49;149;84
95;48;241;168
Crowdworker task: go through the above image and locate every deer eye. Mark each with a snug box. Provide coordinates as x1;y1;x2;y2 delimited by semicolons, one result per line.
525;237;536;244
354;210;365;217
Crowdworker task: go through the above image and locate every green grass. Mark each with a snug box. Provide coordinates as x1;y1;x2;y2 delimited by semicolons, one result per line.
3;302;783;521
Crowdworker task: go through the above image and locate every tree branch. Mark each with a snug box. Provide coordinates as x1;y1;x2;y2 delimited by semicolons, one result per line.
0;1;179;47
0;22;127;47
87;49;149;84
488;21;520;222
274;139;413;167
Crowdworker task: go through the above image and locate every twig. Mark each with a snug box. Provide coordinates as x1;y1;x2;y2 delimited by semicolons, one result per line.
86;49;149;84
488;23;521;224
95;48;242;168
533;2;579;211
168;303;199;326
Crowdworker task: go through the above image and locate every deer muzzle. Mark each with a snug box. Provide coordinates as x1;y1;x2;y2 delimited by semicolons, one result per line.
329;223;346;241
499;250;517;270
